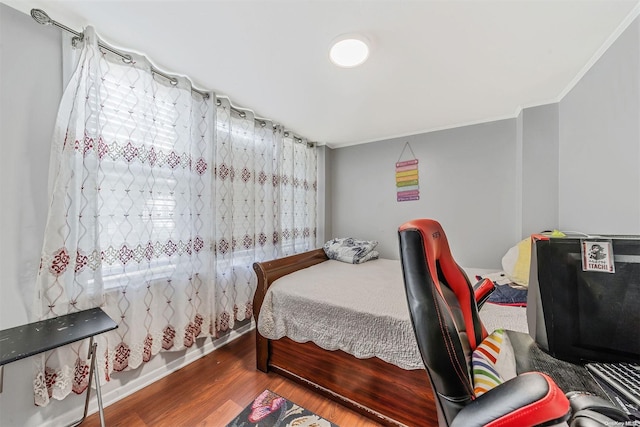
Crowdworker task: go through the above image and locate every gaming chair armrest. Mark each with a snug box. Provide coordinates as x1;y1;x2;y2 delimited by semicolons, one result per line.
473;277;495;310
450;372;571;427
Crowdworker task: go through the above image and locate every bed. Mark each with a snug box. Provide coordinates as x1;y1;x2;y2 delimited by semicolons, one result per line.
252;248;436;426
251;247;523;426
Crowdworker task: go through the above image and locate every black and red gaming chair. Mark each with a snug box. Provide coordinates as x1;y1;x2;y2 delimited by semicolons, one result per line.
397;219;630;427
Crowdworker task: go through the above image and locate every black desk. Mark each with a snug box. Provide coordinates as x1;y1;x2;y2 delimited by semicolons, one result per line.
527;236;640;364
0;307;117;426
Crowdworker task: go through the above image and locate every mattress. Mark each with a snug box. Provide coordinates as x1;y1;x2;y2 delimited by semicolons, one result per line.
257;258;424;369
257;258;504;370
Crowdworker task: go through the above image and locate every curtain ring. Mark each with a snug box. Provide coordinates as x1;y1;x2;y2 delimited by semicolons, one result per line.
122;54;133;64
71;35;83;48
170;77;178;86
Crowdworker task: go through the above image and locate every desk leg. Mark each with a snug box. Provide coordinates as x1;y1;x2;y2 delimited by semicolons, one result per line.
93;343;106;427
69;337;106;427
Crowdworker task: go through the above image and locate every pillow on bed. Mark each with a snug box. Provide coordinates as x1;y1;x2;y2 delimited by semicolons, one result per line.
472;329;516;396
323;237;379;264
501;237;532;287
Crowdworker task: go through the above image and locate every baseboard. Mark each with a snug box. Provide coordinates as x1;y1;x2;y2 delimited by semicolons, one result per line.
42;321;255;427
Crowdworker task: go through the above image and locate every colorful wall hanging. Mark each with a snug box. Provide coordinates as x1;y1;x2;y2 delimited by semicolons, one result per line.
396;142;419;202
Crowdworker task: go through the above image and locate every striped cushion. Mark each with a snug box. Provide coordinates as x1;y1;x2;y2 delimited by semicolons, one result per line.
472;329;514;396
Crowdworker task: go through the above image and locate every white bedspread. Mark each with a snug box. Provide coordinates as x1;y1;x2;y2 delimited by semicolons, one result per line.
257;258;424;370
257;258;512;371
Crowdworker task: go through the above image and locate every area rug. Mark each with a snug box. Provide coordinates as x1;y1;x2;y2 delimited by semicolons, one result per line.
226;389;339;427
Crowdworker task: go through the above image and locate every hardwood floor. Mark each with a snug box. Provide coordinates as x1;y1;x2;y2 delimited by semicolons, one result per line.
83;329;383;427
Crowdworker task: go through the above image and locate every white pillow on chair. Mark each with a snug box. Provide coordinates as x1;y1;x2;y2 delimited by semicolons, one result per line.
472;329;517;396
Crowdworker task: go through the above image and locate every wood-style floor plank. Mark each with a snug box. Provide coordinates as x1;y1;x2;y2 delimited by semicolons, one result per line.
82;330;384;427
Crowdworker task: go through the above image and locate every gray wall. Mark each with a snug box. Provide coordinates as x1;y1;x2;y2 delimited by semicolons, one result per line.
1;4;64;425
1;3;61;328
559;16;640;234
522;104;560;237
329;17;639;267
316;144;331;246
330;119;521;268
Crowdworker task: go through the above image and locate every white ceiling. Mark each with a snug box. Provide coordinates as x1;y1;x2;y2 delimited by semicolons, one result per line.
6;0;640;148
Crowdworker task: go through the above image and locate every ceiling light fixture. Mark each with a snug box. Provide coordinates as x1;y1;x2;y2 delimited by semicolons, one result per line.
329;35;370;68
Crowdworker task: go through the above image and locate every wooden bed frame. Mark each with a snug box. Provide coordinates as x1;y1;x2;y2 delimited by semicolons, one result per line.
252;249;438;427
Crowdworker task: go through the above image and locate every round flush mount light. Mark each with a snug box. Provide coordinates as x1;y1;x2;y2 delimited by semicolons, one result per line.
329;35;370;68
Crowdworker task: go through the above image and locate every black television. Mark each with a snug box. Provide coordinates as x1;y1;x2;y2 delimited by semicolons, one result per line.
528;234;640;364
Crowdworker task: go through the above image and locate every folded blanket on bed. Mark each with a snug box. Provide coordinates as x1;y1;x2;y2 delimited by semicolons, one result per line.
476;272;528;307
323;237;379;264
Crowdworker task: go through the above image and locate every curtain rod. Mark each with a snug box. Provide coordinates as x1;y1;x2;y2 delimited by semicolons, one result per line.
29;9;210;99
30;8;314;147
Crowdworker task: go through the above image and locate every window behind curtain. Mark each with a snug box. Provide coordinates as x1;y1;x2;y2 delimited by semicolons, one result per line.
34;28;216;405
88;62;211;291
212;99;317;333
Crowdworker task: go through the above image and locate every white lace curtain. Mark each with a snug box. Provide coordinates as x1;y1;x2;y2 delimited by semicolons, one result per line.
33;27;317;405
213;100;317;333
